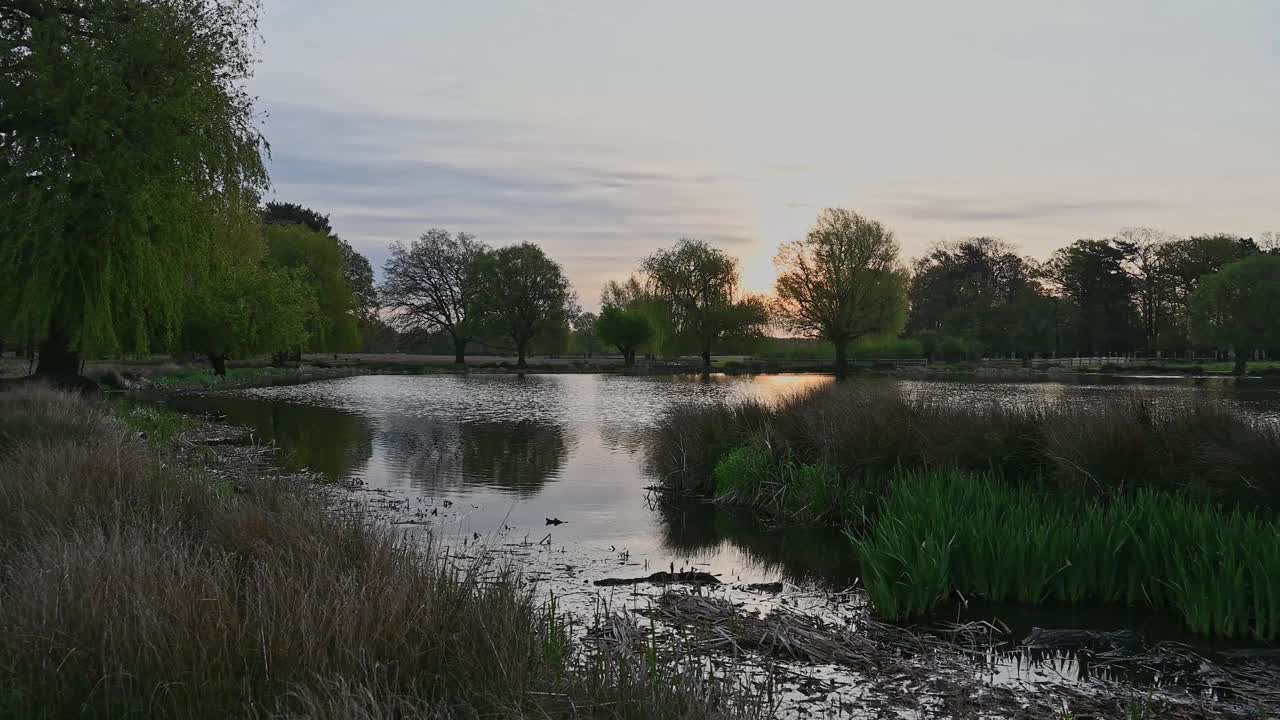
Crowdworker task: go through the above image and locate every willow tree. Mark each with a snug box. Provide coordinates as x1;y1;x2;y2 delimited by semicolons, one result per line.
642;239;766;369
773;209;908;376
0;0;269;378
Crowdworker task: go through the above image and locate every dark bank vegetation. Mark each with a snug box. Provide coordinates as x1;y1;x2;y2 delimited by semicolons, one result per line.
0;386;759;719
646;383;1280;639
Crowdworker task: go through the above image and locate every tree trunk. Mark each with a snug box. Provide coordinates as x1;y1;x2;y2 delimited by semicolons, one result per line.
517;342;527;369
701;349;711;370
35;325;81;380
834;341;849;379
208;353;228;378
623;348;635;367
1233;353;1248;375
453;336;467;365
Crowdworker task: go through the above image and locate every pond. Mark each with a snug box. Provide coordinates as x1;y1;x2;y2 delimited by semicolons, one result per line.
165;372;1280;700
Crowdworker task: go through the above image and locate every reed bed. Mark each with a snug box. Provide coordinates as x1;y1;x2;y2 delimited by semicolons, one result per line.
857;469;1280;640
649;383;1280;508
0;385;759;719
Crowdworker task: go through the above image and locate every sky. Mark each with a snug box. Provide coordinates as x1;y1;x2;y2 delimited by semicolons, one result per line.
251;1;1280;307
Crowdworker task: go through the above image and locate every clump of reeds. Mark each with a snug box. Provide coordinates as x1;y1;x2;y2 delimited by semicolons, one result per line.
856;469;1280;640
649;383;1280;508
0;385;759;719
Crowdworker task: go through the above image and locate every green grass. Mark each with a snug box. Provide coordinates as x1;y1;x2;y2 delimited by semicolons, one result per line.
855;469;1280;640
149;365;304;389
111;400;197;445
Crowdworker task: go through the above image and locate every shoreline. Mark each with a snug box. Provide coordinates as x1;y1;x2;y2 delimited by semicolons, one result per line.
136;386;1279;718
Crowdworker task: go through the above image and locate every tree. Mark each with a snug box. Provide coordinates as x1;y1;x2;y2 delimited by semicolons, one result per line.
572;311;599;357
907;237;1048;358
596;307;653;367
0;0;269;378
602;275;676;358
1189;255;1280;374
263;224;361;355
1041;240;1140;356
1161;233;1260;352
642;239;765;369
264;201;378;323
774;209;908;375
182;261;317;376
473;243;576;368
1114;228;1174;355
380;229;488;364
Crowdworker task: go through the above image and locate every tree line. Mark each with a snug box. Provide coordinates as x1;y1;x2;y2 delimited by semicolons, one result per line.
3;0;1276;379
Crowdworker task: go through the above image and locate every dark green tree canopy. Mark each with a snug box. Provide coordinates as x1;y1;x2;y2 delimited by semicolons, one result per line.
1041;239;1140;356
907;237;1048;357
0;0;268;375
263;201;332;236
474;242;576;368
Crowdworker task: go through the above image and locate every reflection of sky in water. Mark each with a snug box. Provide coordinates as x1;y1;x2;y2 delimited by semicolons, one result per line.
172;373;1280;591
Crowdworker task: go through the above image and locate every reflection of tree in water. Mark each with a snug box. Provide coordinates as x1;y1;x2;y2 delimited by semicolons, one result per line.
459;421;573;495
166;396;372;481
375;416;574;496
657;500;859;588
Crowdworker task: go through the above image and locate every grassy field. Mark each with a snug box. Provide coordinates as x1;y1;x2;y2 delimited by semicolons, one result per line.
0;385;761;719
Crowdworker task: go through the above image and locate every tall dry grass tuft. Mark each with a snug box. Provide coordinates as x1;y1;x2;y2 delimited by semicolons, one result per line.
0;385;757;719
649;383;1280;508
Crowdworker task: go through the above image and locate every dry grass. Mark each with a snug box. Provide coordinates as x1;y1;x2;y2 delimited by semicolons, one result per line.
0;384;758;719
648;383;1280;508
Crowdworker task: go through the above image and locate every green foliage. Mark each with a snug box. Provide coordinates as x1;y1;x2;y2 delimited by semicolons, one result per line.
181;259;317;369
596;306;654;365
601;275;679;356
774;209;908;370
712;445;856;523
473;243;576;367
1042;239;1141;355
856;469;1280;640
1189;254;1280;371
642;239;765;365
0;0;268;365
908;238;1051;358
263;224;361;353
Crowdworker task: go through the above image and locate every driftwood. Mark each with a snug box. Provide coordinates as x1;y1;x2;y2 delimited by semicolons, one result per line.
1023;627;1140;653
593;571;721;587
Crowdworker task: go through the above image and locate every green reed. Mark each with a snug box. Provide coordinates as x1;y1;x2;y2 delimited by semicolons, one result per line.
855;469;1280;641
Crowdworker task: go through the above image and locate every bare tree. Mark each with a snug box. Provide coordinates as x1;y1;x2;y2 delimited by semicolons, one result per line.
773;209;908;376
380;229;488;363
1114;227;1173;355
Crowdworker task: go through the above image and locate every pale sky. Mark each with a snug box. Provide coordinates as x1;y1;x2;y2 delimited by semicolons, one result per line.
252;1;1280;306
